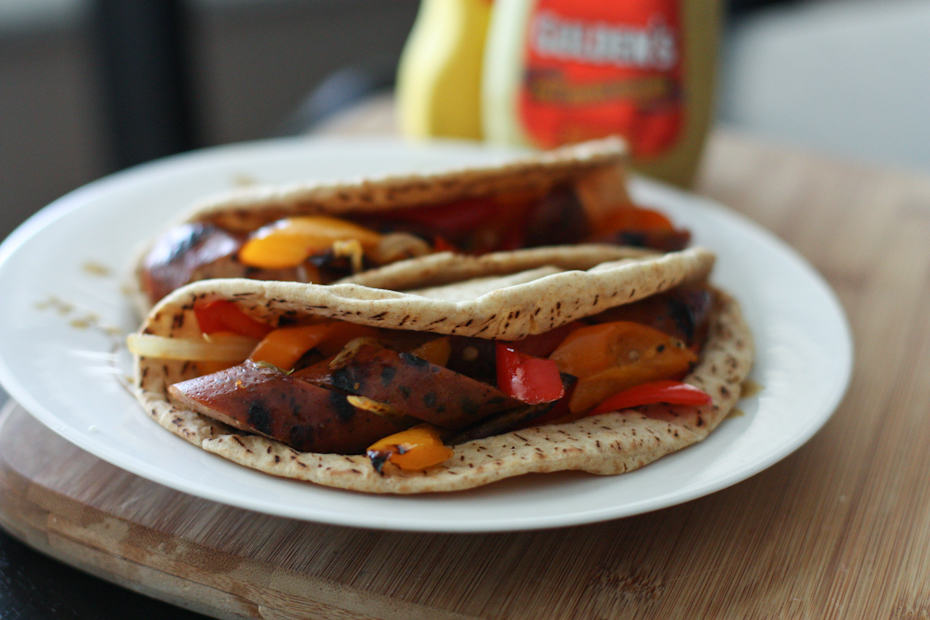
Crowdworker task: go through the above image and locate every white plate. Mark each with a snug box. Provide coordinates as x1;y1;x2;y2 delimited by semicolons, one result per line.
0;137;852;532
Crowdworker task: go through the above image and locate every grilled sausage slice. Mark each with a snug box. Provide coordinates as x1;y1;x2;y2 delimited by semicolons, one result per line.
168;360;410;453
295;342;520;430
140;223;305;305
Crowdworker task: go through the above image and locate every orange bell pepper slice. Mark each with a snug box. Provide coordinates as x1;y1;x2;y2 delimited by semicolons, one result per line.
567;357;694;414
249;323;335;371
595;206;675;234
366;424;453;473
549;321;696;414
588;205;691;251
249;321;379;371
239;216;382;269
410;337;452;367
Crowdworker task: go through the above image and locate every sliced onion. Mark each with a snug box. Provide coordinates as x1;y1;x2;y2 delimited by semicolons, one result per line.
332;238;365;273
127;333;257;362
369;232;431;264
346;395;404;417
328;336;381;369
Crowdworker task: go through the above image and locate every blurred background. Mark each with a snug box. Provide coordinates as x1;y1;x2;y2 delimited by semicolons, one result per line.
1;0;928;241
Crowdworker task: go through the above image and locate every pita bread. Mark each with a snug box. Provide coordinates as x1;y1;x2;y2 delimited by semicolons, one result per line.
181;137;627;232
130;138;630;314
339;244;654;292
132;246;753;493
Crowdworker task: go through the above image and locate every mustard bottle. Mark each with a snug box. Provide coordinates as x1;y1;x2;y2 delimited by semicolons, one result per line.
397;0;492;141
482;0;720;187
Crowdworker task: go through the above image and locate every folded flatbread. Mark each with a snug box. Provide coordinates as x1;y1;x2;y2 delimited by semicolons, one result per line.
132;137;691;313
131;246;752;493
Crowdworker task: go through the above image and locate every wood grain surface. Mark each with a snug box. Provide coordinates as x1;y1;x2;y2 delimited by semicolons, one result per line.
1;126;929;619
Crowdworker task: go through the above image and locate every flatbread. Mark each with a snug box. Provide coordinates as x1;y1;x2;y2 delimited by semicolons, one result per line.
140;247;713;342
182;137;627;232
133;246;753;493
130;138;630;315
339;244;654;292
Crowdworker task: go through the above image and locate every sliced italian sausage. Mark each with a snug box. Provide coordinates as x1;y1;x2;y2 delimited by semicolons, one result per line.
295;342;520;430
168;360;410;453
140;223;304;305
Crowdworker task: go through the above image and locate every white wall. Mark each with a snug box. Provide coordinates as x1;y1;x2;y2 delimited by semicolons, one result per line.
720;0;930;172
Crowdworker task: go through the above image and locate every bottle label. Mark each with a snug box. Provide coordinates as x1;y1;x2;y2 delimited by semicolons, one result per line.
518;0;683;157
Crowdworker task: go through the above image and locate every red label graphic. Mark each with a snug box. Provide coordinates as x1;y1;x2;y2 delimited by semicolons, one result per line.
518;0;683;157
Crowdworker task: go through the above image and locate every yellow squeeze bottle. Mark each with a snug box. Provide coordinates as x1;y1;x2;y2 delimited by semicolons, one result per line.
396;0;492;141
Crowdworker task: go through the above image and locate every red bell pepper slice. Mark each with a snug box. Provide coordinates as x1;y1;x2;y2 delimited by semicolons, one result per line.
524;386;574;427
194;300;272;340
589;380;711;416
496;343;565;404
385;199;500;238
432;235;457;252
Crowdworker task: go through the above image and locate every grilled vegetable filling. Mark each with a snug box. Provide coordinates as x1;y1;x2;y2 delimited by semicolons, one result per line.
140;180;690;304
133;284;714;473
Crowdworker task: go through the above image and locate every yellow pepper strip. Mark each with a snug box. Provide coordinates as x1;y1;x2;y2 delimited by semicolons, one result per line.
366;424;453;473
238;216;382;269
249;321;381;372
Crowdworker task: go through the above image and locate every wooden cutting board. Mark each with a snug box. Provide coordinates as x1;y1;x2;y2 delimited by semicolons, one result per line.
1;127;930;618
